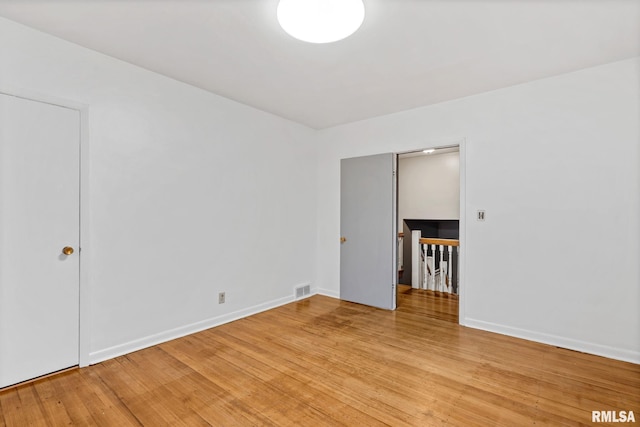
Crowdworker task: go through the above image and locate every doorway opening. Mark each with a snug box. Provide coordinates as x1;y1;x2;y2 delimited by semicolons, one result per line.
396;146;460;323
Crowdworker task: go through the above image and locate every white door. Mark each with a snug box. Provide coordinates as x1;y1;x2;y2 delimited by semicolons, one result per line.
340;153;397;310
0;93;80;388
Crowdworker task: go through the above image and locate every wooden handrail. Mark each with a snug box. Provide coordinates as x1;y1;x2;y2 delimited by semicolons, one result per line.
419;238;459;247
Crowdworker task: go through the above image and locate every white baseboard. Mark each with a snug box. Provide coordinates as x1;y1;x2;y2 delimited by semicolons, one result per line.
463;318;640;364
317;288;339;299
89;294;296;365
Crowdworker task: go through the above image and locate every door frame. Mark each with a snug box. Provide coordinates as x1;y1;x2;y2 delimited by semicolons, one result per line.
395;137;466;324
0;86;91;367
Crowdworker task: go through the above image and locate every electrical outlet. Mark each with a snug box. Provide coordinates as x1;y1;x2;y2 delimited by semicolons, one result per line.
218;292;225;304
477;210;486;221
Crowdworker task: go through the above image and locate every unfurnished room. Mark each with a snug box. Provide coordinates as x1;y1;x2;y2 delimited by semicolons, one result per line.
0;1;639;425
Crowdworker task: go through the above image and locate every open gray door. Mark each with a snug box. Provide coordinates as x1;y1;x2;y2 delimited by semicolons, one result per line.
340;153;397;310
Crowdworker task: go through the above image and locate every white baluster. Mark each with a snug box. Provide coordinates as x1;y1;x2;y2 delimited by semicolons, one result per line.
429;244;436;291
411;230;421;289
397;236;404;271
456;246;460;294
439;245;444;292
447;245;453;294
422;244;428;290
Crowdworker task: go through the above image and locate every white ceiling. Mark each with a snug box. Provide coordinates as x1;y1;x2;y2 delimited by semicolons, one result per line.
1;0;638;129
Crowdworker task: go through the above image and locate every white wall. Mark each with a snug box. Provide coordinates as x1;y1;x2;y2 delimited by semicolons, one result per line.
0;17;317;363
316;57;640;363
398;152;460;229
2;16;638;365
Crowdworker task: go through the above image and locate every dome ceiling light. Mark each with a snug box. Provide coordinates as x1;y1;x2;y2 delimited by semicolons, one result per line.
277;0;365;44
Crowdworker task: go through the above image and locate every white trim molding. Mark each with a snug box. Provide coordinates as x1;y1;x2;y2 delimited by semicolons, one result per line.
89;293;300;364
464;318;640;364
317;288;340;299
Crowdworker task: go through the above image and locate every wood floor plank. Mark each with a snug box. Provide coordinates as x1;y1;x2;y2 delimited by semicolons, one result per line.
187;338;375;426
206;327;434;426
31;377;76;426
0;293;638;426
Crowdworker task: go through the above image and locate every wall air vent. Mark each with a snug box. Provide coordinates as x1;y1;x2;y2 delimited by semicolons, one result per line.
294;284;311;300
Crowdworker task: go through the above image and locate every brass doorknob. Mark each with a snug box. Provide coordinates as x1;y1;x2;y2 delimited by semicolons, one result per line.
62;246;74;255
340;237;347;243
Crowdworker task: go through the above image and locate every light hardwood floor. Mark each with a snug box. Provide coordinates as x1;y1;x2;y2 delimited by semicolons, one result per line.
396;284;459;324
1;294;638;426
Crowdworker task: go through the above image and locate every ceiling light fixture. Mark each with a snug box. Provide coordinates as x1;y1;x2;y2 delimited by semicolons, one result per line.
277;0;365;44
423;149;435;154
